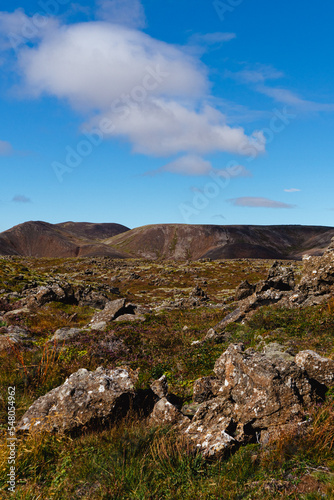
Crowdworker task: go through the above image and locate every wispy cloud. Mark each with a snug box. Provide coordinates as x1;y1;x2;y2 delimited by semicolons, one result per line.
227;196;296;208
227;63;334;113
146;154;252;177
12;194;32;203
226;64;284;84
284;188;301;192
0;140;13;155
189;32;236;46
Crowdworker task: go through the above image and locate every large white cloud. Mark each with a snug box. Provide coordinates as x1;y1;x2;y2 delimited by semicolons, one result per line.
3;11;265;158
19;22;208;107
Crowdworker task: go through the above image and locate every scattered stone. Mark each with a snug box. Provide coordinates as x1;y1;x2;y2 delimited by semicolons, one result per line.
18;367;137;434
89;299;127;326
114;313;145;322
89;299;146;327
234;280;255;301
4;307;30;320
49;327;84;343
150;375;168;399
0;326;33;350
150;397;189;426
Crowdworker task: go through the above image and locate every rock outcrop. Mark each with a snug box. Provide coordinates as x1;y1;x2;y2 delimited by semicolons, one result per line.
182;343;319;457
18;367;137;434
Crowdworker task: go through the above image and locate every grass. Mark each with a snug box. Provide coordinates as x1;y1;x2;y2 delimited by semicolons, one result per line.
0;256;333;498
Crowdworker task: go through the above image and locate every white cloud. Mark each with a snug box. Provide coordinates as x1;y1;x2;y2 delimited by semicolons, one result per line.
147;154;252;177
0;8;58;51
12;194;31;203
88;101;265;156
284;188;301;192
158;155;212;176
19;22;208;107
95;0;146;29
0;140;13;155
227;196;296;208
3;12;266;158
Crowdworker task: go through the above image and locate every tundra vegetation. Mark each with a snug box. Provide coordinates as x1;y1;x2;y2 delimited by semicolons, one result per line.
0;255;333;499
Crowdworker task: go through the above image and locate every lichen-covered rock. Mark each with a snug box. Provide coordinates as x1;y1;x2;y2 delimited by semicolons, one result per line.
193;376;219;403
149;397;189;426
89;299;127;326
18;367;136;434
234;280;255;301
295;350;334;388
89;299;146;327
184;343;323;457
49;327;84;343
150;374;168;399
25;283;76;307
0;326;33;350
184;399;238;457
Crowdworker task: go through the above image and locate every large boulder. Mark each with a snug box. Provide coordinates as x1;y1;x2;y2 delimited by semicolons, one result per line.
183;343;326;458
18;367;137;434
295;350;334;388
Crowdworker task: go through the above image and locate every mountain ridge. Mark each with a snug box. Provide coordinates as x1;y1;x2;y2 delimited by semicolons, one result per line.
1;221;334;260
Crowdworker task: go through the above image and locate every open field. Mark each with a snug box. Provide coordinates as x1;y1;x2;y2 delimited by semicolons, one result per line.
0;256;333;499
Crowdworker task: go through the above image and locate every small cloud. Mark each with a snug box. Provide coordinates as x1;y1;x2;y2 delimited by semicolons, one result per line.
12;194;32;203
147;155;252;178
227;196;296;209
0;140;13;156
284;188;301;193
159;155;212;176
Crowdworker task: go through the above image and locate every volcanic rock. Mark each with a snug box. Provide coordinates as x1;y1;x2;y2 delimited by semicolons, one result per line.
18;367;137;434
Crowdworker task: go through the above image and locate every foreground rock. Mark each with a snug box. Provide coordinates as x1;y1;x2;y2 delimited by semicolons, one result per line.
18;368;138;434
181;343;333;458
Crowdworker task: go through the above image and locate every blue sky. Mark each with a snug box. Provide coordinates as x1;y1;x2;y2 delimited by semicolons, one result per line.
1;0;334;231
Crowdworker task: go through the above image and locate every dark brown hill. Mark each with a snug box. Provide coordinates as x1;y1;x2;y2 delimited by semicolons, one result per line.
105;224;334;260
0;221;131;258
1;221;334;260
55;221;129;241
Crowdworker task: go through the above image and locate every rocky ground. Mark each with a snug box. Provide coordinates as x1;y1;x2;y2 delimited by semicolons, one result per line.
0;245;334;499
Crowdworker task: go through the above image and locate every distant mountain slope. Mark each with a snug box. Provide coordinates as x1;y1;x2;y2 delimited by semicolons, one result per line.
0;221;131;258
55;221;129;241
105;224;334;260
1;221;334;260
